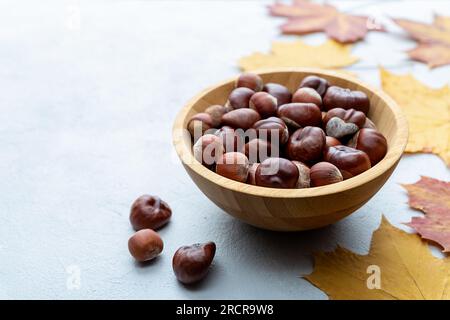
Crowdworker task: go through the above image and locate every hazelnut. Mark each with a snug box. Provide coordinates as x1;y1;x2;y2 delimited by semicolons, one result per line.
215;126;243;153
193;134;224;166
348;128;387;166
128;229;163;262
216;152;250;183
323;86;370;115
286;127;326;164
173;242;216;284
325;117;359;139
247;163;259;185
205;105;227;128
323;108;366;128
292;161;310;188
130;195;172;231
255;157;299;189
244;138;272;164
235;72;263;92
324;145;371;179
263;83;292;106
299;75;330;97
310;162;343;187
363;118;377;129
277;103;322;129
187;113;214;139
249;92;278;118
292;87;322;109
226;87;255;110
221;108;261;129
252;117;289;145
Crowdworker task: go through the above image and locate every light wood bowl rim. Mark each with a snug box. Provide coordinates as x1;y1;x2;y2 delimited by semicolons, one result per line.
173;68;408;198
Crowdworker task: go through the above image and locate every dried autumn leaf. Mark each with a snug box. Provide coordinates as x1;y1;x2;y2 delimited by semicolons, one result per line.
269;0;379;43
305;217;450;300
380;68;450;165
402;176;450;252
239;40;358;72
395;15;450;68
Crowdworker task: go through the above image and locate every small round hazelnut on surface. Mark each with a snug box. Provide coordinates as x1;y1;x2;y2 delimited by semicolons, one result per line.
249;92;278;118
216;152;250;183
292;161;310;188
277;103;322;129
235;72;264;92
247;163;259;185
130;195;172;231
255;157;299;189
226;87;255;110
128;229;163;262
205;105;227;128
299;75;330;97
348;128;387;166
310;162;343;187
263;83;292;106
221;108;261;129
324;145;371;179
193;134;224;166
292;87;322;108
323;86;370;115
286;126;326;164
173;242;216;284
187;113;214;139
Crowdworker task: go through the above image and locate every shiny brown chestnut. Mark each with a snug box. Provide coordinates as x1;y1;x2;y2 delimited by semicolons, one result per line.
299;75;329;97
292;161;310;188
252;117;289;145
193;134;225;166
249;92;278;118
292;87;322;109
325;136;341;149
310;162;343;187
235;72;263;92
247;163;259;185
263;83;292;106
214;126;243;153
205;105;227;128
128;229;163;262
226;87;255;110
348;128;387;166
323;86;370;115
324;145;371;179
221;108;261;129
255;157;299;189
216;152;250;182
286;127;326;164
244;139;272;164
277;102;322;129
173;242;216;284
130;195;172;231
187;113;214;139
323;108;366;128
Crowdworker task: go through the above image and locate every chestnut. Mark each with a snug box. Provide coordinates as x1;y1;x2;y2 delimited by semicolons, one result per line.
244;139;272;164
128;229;163;262
226;87;255;110
216;152;249;182
173;242;216;284
325;117;359;139
286;127;326;164
299;75;329;97
221;108;261;129
348;128;387;166
323;86;370;115
323;108;366;128
263;83;292;106
247;163;259;185
292;161;310;188
310;162;343;187
249;92;278;118
187;113;214;139
130;195;172;231
215;126;243;153
292;87;322;109
252;117;289;145
193;134;224;166
324;145;371;179
277;103;322;129
205;105;227;128
255;157;299;189
325;136;341;149
235;72;263;92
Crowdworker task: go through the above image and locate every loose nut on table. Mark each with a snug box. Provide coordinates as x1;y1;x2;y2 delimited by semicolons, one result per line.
130;195;172;231
128;229;164;262
173;242;216;284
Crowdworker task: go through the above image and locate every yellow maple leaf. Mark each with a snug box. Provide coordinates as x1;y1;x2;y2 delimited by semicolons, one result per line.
238;40;358;72
380;68;450;165
305;217;450;300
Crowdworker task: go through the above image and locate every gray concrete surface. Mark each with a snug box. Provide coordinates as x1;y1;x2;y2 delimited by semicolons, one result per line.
0;0;449;299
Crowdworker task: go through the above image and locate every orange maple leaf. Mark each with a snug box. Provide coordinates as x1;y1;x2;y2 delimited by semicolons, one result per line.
269;0;380;43
402;176;450;252
395;15;450;68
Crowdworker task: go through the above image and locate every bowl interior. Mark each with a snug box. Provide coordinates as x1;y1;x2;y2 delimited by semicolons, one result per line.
173;69;408;198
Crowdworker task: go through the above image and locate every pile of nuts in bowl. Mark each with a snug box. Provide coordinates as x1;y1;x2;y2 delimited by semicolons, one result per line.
188;73;388;189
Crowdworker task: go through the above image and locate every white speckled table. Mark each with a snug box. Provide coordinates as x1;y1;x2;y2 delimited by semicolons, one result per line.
0;0;449;299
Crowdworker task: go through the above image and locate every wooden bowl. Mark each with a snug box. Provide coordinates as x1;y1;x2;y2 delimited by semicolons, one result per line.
173;68;408;231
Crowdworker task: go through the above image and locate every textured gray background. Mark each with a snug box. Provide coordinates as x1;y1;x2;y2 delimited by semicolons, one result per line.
0;0;449;299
